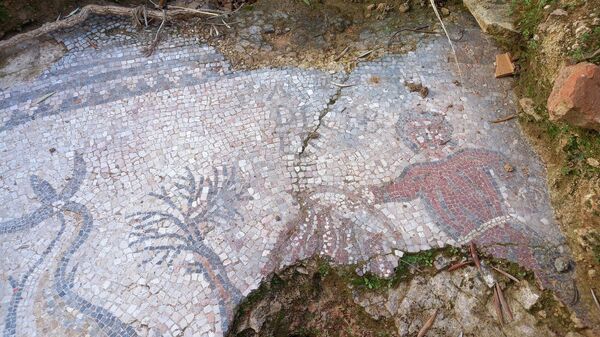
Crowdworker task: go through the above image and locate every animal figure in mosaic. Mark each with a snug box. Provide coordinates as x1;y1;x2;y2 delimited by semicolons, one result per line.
370;148;548;274
1;154;138;337
128;166;251;332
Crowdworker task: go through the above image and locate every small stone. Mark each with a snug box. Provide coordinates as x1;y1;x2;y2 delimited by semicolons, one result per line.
441;7;450;16
588;269;597;278
565;331;585;337
480;263;496;288
433;254;451;270
296;266;309;275
519;98;542;121
538;310;547;318
504;163;514;172
587;158;599;168
398;2;410;13
554;256;570;273
570;312;586;328
513;281;540;310
550;8;568;16
262;24;275;34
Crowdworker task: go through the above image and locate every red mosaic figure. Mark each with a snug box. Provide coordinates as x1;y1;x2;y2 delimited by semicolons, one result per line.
371;149;546;274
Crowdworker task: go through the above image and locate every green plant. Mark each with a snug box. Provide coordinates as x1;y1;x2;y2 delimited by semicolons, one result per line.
570;26;600;62
400;250;435;267
352;273;387;290
317;260;331;277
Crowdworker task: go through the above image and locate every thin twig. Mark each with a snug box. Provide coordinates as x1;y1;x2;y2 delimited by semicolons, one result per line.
417;309;438;337
33;92;56;105
447;260;472;271
331;82;355;88
490;114;517;123
469;242;481;270
569;279;579;305
389;24;429;46
493;286;504;324
143;6;148;27
334;46;350;61
491;266;520;283
582;48;600;61
144;9;167;57
65;7;80;19
496;283;513;321
357;49;375;58
168;5;223;16
591;288;600;315
196;20;240;26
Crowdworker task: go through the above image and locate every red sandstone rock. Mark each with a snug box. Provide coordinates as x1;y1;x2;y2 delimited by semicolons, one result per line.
547;62;600;130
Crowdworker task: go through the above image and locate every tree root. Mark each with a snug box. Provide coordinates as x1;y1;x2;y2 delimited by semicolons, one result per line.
0;4;224;50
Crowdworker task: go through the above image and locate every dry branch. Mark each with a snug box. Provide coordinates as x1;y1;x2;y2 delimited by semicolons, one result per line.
490;114;517;124
447;260;472;272
417;309;438;337
492;286;504;324
491;266;519;283
469;242;481;270
495;283;513;321
0;4;224;50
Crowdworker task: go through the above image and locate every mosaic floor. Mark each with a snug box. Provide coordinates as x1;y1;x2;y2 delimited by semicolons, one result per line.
0;14;575;337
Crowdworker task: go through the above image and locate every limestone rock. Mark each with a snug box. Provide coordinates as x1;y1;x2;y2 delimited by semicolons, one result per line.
519;98;542;121
512;281;540;310
463;0;518;36
433;254;452;270
554;256;570;273
547;62;600;130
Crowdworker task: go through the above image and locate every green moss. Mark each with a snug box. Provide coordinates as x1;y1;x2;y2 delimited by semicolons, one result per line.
529;289;577;332
345;249;452;291
270;273;286;288
317;260;331;277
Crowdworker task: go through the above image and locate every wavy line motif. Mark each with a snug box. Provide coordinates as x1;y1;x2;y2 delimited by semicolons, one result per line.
1;154;137;337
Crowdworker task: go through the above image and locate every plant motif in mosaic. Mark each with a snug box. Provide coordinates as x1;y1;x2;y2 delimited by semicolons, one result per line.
128;166;251;332
265;188;406;276
1;154;138;337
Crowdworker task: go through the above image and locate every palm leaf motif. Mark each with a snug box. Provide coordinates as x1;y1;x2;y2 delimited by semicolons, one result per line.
2;154;137;337
128;166;251;332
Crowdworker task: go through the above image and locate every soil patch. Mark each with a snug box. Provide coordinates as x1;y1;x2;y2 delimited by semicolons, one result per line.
228;249;581;337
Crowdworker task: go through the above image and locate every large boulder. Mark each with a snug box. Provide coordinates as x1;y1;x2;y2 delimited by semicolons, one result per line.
547;62;600;130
